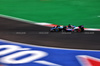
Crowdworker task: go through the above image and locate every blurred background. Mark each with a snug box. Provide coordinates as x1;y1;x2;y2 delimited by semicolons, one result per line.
0;0;100;28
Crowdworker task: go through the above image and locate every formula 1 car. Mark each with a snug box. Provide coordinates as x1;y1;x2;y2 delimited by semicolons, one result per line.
50;25;63;32
50;25;84;32
64;25;84;32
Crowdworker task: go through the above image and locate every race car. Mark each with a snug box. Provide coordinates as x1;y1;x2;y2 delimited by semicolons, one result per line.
50;24;84;32
50;25;63;32
64;25;84;32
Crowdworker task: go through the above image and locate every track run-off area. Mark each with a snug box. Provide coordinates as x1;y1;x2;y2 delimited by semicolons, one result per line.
0;15;100;66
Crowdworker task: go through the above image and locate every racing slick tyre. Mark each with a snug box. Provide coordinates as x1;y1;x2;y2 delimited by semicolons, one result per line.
78;25;84;32
55;28;59;32
50;28;59;32
74;29;81;32
62;26;67;32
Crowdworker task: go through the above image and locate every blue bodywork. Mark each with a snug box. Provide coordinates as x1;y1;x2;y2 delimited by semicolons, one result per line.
50;26;63;32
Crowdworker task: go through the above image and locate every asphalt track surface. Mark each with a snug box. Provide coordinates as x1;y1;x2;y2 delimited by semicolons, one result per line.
0;16;100;50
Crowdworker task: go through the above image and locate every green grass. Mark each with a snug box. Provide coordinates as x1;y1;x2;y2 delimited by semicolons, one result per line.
0;0;100;28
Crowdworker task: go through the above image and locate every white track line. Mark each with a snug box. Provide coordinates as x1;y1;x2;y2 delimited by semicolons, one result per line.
0;14;52;27
85;28;100;31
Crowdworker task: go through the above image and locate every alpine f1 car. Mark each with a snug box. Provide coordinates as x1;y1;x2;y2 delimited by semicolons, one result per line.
50;24;84;32
50;25;63;32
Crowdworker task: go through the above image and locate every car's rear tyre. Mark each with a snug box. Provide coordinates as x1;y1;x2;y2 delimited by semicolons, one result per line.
74;29;81;32
78;25;84;32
